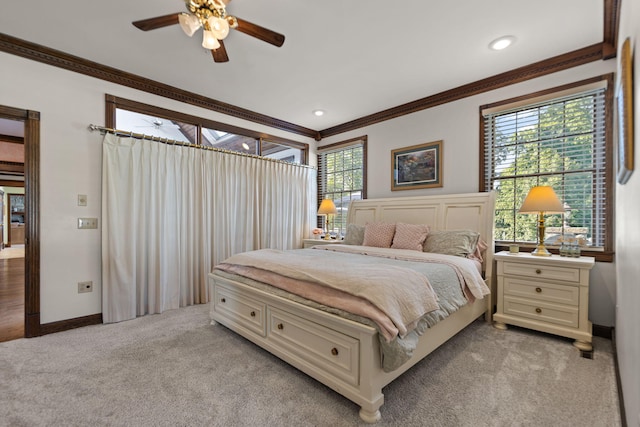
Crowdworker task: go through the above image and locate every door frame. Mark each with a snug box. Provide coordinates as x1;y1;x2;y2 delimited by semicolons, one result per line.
0;104;40;337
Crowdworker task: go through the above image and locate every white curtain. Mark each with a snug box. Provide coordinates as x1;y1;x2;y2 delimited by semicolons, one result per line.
102;133;316;323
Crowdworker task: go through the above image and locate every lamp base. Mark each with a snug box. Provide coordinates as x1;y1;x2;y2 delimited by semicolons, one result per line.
531;245;552;256
323;234;332;241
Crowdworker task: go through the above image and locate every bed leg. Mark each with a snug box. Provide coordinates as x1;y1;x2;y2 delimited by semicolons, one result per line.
359;408;381;424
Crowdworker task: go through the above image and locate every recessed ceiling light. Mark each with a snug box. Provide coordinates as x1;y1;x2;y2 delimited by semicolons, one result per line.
489;36;516;51
312;109;325;117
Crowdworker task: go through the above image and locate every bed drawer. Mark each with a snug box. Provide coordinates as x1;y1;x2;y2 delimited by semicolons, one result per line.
268;307;360;387
503;296;579;328
503;277;579;306
214;284;266;337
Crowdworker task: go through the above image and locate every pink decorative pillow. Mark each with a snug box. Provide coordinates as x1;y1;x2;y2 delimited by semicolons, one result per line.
391;223;430;251
363;222;396;248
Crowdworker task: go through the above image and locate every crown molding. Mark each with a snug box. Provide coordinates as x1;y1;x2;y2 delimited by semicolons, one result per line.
319;43;606;138
602;0;621;59
0;33;318;140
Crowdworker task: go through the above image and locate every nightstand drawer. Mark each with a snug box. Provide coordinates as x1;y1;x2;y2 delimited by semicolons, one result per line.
502;261;581;284
503;296;578;328
503;277;580;306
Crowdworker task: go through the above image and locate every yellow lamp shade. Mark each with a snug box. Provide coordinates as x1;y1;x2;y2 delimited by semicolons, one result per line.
519;186;564;214
318;199;337;215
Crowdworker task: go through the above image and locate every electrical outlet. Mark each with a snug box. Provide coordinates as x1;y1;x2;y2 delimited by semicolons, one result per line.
78;281;93;293
77;217;98;229
78;194;87;206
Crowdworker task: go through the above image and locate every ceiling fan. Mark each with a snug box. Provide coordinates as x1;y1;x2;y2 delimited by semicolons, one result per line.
132;0;285;63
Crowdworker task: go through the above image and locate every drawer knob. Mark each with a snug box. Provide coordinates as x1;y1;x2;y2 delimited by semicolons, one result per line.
535;269;542;274
250;311;256;317
220;298;226;303
535;287;542;293
331;347;339;356
535;307;542;314
277;323;284;330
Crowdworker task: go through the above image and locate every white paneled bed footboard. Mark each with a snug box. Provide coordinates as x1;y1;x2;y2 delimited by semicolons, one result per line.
209;191;496;423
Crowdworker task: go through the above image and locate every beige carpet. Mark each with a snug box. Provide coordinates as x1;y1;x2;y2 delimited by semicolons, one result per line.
0;304;621;426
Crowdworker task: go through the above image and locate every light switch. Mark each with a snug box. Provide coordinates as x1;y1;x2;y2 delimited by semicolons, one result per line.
78;218;98;229
78;194;87;206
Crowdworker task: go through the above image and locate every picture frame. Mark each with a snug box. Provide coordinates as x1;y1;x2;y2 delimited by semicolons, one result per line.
617;37;634;184
391;140;442;191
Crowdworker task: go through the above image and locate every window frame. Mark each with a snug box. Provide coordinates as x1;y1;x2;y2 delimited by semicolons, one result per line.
317;136;368;235
480;75;614;262
105;95;309;164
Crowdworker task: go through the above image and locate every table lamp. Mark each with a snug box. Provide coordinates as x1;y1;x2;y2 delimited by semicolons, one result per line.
318;199;337;240
519;186;564;256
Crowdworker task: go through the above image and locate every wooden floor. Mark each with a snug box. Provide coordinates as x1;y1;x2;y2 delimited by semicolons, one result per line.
0;255;25;342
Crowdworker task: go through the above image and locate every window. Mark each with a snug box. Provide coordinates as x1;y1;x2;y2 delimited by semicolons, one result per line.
481;76;613;260
106;95;308;164
317;137;367;236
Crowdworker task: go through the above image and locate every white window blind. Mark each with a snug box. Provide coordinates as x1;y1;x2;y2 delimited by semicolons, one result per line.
483;87;608;249
317;139;366;235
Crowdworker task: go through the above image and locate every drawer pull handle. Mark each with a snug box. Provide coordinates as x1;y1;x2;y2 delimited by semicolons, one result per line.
277;323;284;330
535;307;542;314
331;347;339;356
535;269;542;274
220;298;226;303
250;311;256;317
535;287;542;293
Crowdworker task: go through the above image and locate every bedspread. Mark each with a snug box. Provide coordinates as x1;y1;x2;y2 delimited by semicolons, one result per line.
213;246;490;371
216;248;440;339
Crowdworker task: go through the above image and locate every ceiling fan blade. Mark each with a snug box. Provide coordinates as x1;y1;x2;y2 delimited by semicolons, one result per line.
211;40;230;63
132;13;180;31
234;18;285;47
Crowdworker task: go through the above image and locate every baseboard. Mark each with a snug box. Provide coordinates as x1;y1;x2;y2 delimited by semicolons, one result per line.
38;313;103;336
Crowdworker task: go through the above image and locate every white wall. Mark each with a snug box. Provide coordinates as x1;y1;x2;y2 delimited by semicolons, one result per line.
615;0;640;424
320;59;617;327
0;53;315;323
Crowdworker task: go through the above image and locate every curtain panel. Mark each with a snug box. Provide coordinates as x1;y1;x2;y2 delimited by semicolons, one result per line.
102;134;316;323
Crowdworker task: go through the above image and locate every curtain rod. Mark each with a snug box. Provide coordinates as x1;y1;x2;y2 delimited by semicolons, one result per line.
87;124;315;169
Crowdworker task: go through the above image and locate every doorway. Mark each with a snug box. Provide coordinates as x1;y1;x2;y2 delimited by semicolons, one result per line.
0;105;40;340
0;186;25;342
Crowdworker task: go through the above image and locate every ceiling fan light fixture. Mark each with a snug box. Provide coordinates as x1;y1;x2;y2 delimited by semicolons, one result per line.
208;16;230;40
179;13;201;37
202;30;221;49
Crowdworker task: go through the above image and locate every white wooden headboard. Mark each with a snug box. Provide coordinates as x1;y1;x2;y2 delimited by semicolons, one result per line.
346;192;496;293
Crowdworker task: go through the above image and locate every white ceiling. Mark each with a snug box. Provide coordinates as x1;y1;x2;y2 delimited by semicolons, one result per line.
0;0;604;132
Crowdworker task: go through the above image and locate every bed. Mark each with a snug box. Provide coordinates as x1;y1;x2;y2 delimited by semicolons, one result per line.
208;191;496;423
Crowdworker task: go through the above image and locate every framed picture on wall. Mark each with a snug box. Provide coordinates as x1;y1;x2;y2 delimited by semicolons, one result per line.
617;37;634;184
391;140;443;191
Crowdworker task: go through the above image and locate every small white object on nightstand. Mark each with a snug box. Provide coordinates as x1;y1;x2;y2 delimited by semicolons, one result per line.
302;239;343;249
493;251;595;351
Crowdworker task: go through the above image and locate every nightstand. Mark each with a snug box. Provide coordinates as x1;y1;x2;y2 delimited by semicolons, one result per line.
302;239;343;249
493;251;595;351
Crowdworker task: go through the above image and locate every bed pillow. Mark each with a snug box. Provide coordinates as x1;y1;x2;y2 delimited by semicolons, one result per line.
423;229;480;258
343;224;365;245
468;238;488;263
362;222;396;248
391;223;430;251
